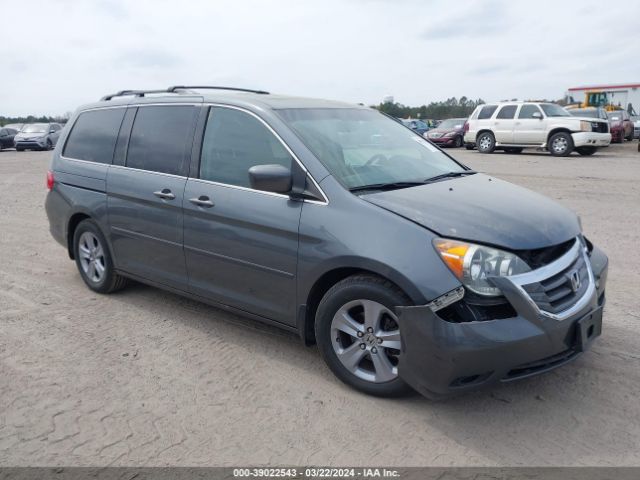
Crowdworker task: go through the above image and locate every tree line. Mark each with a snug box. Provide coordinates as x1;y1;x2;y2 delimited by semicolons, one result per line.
373;96;486;120
1;114;70;126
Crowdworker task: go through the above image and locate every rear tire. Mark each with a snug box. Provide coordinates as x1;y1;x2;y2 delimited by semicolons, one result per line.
73;219;128;294
576;146;597;156
548;132;574;156
476;132;496;153
315;274;414;397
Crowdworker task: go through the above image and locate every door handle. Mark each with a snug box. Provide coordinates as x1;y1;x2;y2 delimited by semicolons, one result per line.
189;195;214;208
153;189;176;200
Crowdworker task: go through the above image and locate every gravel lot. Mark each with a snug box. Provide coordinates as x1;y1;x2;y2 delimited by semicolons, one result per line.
1;142;639;467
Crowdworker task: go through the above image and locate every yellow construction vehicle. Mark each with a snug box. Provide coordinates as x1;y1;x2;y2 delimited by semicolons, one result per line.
566;90;622;112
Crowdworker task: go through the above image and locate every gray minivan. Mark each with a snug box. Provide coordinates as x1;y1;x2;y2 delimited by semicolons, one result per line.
45;86;608;399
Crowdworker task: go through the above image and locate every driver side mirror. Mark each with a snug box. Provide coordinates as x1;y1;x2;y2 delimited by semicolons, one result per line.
532;112;543;120
248;164;292;194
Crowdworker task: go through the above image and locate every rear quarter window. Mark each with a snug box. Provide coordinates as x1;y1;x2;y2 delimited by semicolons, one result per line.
63;109;126;164
478;105;498;119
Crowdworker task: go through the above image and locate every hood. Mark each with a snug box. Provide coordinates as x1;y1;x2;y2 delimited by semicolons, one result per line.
428;127;461;135
16;132;45;138
361;173;581;250
570;116;608;124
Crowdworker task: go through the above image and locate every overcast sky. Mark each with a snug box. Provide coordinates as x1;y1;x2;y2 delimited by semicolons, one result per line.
2;0;638;116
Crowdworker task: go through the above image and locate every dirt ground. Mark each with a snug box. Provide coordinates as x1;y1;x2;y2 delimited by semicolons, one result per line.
1;142;639;467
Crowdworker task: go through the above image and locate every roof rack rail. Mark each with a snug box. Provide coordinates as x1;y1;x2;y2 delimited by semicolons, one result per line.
101;85;269;101
167;85;270;95
100;89;175;101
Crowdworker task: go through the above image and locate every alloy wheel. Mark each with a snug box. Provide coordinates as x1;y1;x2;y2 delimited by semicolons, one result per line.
330;299;401;383
551;136;568;154
478;135;492;151
78;232;106;283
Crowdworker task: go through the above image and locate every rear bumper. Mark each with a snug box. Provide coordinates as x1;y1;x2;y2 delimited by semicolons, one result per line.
571;132;611;148
396;246;608;399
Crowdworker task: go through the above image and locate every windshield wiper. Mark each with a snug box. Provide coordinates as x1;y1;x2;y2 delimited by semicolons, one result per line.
424;170;476;183
349;181;426;193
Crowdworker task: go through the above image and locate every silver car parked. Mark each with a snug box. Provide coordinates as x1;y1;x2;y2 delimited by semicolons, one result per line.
15;123;63;151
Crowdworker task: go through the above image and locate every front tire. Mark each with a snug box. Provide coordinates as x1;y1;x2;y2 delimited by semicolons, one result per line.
73;219;128;294
576;146;597;156
453;136;463;148
476;132;496;153
315;274;413;397
548;132;574;156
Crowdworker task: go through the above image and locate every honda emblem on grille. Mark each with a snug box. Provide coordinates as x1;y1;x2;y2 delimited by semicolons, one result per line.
569;269;581;293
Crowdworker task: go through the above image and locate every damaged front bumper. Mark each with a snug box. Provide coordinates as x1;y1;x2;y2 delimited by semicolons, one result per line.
396;243;608;399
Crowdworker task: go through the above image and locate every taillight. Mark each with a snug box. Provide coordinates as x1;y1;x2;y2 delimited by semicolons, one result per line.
463;122;469;133
46;170;54;191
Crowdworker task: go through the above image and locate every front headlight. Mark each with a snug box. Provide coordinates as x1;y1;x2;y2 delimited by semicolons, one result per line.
433;238;531;296
580;120;592;132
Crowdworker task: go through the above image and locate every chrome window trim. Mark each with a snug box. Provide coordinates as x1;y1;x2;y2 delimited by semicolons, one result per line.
507;238;596;321
65;102;329;205
199;102;329;206
59;155;111;167
109;163;187;179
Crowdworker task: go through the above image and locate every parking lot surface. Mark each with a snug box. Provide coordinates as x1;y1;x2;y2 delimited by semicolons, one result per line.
1;143;639;466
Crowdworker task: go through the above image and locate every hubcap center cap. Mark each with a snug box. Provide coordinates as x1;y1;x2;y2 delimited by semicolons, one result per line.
364;333;377;346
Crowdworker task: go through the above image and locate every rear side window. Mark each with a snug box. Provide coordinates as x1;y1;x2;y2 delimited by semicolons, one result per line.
63;109;125;163
496;105;517;119
519;104;542;119
478;105;498;119
199;107;293;188
126;106;196;175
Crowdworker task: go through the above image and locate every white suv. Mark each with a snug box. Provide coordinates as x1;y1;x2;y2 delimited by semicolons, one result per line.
464;102;611;156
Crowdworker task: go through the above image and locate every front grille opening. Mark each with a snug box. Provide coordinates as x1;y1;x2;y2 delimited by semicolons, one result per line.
505;348;579;380
516;238;576;270
450;371;493;388
437;300;517;323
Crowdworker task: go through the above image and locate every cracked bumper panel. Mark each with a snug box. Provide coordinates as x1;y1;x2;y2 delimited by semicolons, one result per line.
571;132;611;147
396;246;608;399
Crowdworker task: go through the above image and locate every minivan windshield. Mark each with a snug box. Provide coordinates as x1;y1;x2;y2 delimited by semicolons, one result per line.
540;104;571;117
277;108;465;190
22;124;48;133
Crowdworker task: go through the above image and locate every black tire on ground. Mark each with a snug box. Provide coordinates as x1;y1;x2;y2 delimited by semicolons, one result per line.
476;132;496;153
504;147;523;154
465;144;475;150
576;146;597;156
46;139;53;150
548;132;574;157
73;219;128;294
453;136;463;148
315;274;414;398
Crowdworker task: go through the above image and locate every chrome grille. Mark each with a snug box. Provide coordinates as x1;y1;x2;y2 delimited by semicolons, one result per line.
521;254;590;314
